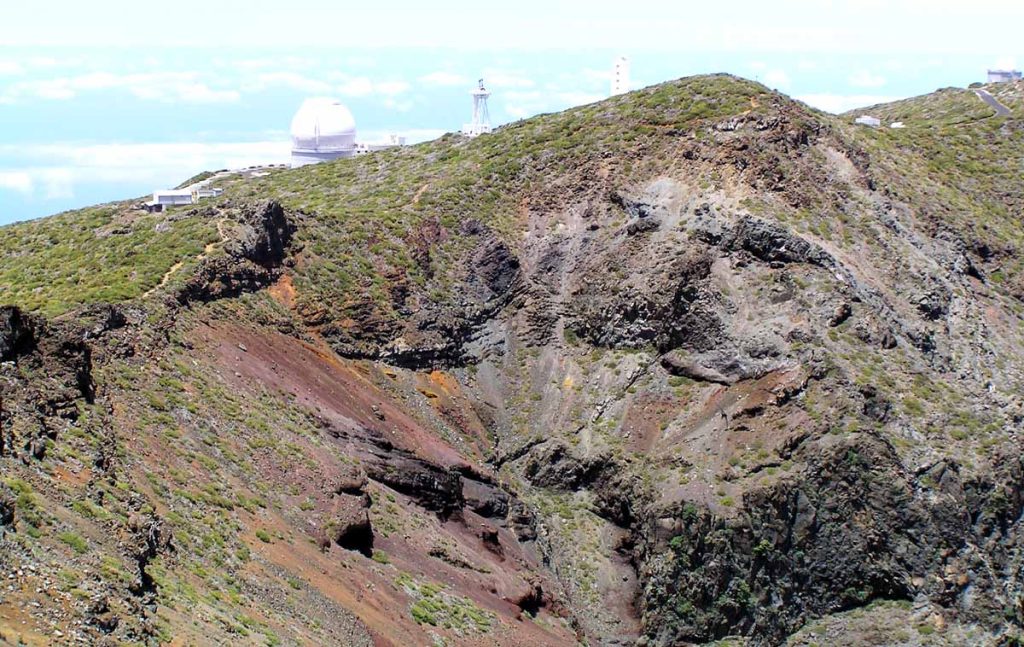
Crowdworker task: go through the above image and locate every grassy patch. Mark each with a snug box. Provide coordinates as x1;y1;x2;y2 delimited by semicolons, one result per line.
396;573;493;633
58;531;89;554
0;204;217;315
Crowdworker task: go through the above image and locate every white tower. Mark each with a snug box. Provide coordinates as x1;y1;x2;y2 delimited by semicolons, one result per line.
461;79;492;138
611;57;630;96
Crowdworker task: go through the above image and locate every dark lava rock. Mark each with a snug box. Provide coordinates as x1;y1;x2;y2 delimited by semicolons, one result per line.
80;304;128;340
860;385;891;422
177;201;296;305
914;288;951;321
364;451;464;520
661;348;784;386
0;307;96;460
637;434;1024;645
566;245;720;352
610;190;662;220
522;442;598;490
660;352;734;385
474;237;521;298
229;200;296;268
508;499;539;542
522;442;637;528
725;215;836;268
627;218;660;235
462;478;511;519
0;484;15;527
127;511;173;595
0;305;37;361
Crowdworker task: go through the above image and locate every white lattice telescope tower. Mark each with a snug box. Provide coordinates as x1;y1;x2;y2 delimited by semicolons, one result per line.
461;78;492;138
611;56;630;96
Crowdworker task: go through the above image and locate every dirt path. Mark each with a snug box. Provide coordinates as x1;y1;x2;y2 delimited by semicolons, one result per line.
143;218;228;298
411;182;430;205
144;261;185;297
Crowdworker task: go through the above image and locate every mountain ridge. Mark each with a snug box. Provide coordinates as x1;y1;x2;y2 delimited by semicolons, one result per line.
2;74;1024;646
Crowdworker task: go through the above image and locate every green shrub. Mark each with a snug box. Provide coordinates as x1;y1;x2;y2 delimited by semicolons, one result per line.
58;531;89;554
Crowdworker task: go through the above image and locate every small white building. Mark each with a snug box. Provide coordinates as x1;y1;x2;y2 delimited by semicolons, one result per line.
144;186;223;213
194;187;224;200
354;134;407;156
987;69;1022;83
145;190;193;213
855;115;881;127
890;121;905;129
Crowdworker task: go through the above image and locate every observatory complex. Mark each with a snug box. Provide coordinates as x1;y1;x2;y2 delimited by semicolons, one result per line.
145;78;499;208
289;98;406;168
291;77;495;165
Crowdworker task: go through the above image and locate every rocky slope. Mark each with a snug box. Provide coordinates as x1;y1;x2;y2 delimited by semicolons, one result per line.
1;75;1023;646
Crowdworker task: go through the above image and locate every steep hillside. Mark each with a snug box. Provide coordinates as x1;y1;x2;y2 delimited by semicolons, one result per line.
2;75;1024;646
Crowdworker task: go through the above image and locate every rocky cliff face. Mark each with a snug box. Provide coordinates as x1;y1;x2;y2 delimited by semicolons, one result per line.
2;75;1024;645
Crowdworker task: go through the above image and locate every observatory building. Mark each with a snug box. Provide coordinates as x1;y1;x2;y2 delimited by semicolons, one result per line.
988;69;1022;83
290;98;357;167
289;98;405;168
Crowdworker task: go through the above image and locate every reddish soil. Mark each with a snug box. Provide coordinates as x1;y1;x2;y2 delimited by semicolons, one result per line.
200;321;471;468
180;321;575;646
267;274;296;309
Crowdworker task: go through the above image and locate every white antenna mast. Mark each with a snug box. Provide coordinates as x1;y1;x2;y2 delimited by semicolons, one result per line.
461;78;492;138
611;57;630;96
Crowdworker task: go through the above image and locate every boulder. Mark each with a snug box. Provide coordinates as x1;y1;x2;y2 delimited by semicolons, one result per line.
127;511;173;595
626;218;660;235
327;493;373;556
86;596;120;634
462;478;510;519
828;302;853;327
914;288;951;321
479;522;502;555
661;348;784;385
333;464;369;496
509;577;547;617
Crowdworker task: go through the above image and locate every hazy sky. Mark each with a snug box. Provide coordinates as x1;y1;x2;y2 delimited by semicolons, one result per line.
0;0;1020;223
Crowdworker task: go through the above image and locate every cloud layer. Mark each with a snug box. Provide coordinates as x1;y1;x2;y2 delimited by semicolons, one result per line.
0;129;446;205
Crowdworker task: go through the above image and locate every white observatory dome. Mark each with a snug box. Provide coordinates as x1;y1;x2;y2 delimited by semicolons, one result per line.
290;98;357;164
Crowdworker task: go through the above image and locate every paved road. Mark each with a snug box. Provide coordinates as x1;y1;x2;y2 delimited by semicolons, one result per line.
975;89;1012;117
